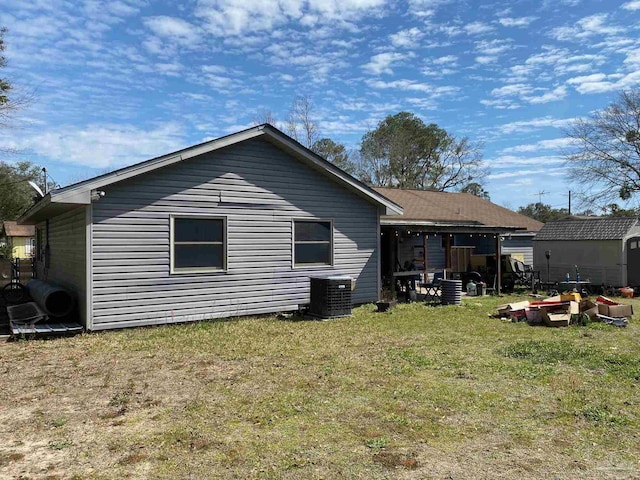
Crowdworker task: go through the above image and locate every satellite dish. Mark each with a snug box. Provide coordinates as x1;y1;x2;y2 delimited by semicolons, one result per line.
28;181;44;198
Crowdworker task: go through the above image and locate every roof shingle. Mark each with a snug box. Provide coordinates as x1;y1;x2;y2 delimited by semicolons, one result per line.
375;188;543;231
535;217;639;241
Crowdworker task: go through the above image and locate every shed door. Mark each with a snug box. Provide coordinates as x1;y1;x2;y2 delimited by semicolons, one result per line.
627;237;640;286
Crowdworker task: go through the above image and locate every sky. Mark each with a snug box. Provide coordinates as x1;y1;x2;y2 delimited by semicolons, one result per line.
1;0;639;211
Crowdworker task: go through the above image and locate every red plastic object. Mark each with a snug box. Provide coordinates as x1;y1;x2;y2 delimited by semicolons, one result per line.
596;295;618;305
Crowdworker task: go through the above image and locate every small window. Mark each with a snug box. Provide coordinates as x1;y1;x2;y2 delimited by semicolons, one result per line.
631;241;638;249
294;220;332;267
171;216;226;273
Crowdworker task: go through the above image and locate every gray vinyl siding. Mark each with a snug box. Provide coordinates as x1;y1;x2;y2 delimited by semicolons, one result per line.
90;138;379;330
502;235;534;266
533;239;622;286
35;207;87;326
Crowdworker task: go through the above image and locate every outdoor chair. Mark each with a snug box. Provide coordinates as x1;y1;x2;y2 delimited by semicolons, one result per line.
420;272;444;303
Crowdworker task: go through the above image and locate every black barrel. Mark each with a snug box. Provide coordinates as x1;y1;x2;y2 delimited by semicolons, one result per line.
26;279;75;317
440;279;462;306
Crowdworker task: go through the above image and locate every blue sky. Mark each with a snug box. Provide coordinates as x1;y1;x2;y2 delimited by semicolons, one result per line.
1;0;639;211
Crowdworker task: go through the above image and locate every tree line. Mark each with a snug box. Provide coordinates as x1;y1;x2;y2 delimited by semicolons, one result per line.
255;96;489;198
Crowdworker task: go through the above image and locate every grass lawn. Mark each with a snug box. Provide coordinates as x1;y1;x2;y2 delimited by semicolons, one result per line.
1;295;639;479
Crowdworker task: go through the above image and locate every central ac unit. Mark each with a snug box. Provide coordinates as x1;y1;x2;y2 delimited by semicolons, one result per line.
309;275;353;318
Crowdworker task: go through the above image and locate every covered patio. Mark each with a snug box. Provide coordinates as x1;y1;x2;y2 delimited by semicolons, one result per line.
374;188;544;297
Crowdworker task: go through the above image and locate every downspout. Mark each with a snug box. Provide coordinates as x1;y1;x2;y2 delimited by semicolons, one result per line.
85;204;93;331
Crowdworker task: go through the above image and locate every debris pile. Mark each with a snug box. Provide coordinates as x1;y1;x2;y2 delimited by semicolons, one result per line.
495;294;632;327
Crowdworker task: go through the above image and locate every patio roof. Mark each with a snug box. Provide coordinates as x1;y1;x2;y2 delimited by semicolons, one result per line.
3;221;35;237
374;188;543;233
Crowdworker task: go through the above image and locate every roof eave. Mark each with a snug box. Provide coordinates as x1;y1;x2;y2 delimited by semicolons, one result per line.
380;218;525;232
18;194;86;225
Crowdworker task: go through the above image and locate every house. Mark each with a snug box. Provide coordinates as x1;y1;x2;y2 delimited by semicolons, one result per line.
18;125;402;330
2;221;35;259
372;188;543;291
533;216;640;287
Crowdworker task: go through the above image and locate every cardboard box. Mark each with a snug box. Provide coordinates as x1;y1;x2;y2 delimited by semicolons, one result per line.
579;299;599;320
539;301;579;327
598;303;633;319
497;301;530;316
542;312;571;327
543;295;562;303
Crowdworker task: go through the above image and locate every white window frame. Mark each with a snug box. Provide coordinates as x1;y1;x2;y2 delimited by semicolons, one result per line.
170;215;227;274
292;218;334;269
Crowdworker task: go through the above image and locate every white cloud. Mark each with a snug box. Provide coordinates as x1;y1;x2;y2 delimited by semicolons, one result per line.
194;0;386;36
497;116;574;134
475;56;497;65
567;71;640;93
623;50;640;69
498;16;536;27
10;123;188;169
432;55;458;65
525;85;568;104
422;55;459;76
485;83;567;107
488;169;552;180
464;21;494;35
362;52;407;75
367;79;459;96
389;27;424;48
408;0;449;17
550;13;623;41
480;98;520;109
622;0;640;10
406;97;439;109
475;39;512;56
144;16;201;46
491;83;534;97
500;138;573;154
505;47;608;83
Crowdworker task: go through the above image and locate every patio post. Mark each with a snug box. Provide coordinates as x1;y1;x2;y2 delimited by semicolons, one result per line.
495;234;502;294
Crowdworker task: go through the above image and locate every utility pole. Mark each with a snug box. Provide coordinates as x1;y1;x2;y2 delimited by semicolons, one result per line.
42;167;47;195
568;190;571;215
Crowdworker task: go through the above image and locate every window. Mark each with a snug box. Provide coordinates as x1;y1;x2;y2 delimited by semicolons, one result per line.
293;220;332;267
171;216;226;273
631;241;638;250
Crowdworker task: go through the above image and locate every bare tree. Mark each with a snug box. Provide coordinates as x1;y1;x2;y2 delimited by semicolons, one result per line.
252;109;278;128
565;89;640;205
286;95;319;148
